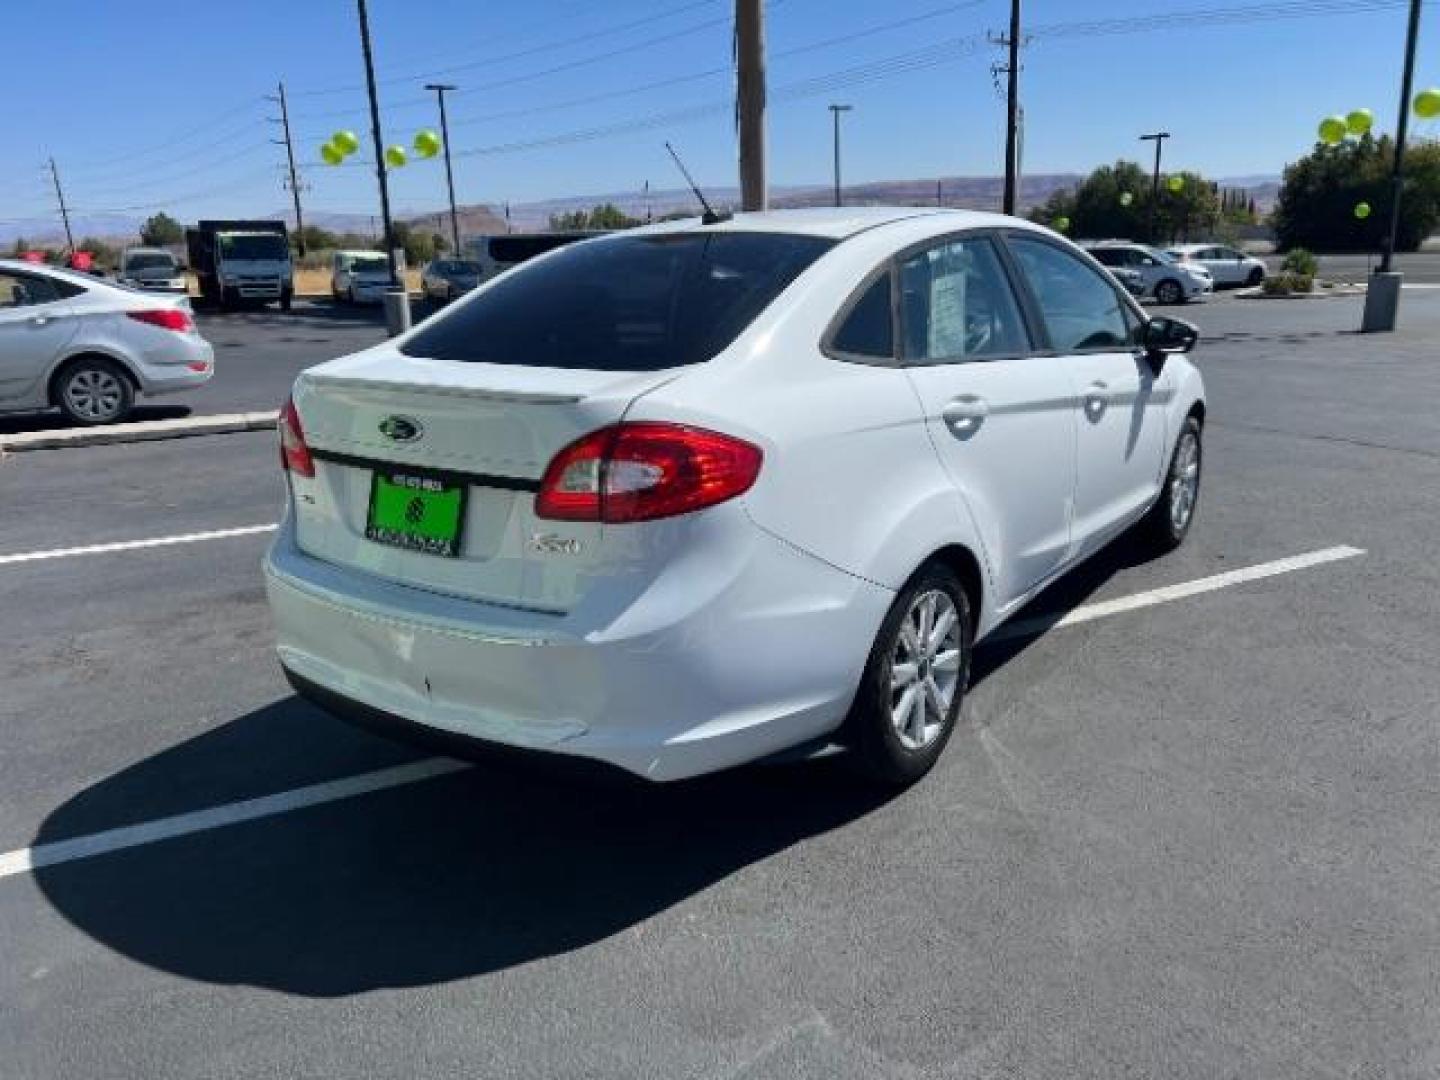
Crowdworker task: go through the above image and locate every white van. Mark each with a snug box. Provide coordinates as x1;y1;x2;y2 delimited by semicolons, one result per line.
330;250;391;304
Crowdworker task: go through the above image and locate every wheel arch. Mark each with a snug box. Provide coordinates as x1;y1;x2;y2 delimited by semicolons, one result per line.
925;543;985;626
46;348;141;405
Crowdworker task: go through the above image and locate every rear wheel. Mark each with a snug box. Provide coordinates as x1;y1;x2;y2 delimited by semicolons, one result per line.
1141;416;1202;551
54;358;134;425
844;562;972;786
1155;278;1184;305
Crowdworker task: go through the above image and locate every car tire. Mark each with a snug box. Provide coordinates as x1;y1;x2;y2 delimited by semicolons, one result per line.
280;289;293;312
53;357;135;426
1155;278;1185;305
1141;415;1203;551
346;286;355;305
1246;267;1265;287
843;561;973;787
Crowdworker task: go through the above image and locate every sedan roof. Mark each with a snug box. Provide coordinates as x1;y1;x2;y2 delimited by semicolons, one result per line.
634;206;1027;240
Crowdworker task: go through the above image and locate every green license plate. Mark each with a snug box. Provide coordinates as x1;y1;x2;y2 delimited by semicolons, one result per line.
365;470;467;557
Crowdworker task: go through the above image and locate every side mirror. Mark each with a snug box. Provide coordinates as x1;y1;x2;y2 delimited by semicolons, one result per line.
1143;316;1199;361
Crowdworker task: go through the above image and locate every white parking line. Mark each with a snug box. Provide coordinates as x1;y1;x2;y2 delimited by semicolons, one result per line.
0;524;278;566
0;543;1365;880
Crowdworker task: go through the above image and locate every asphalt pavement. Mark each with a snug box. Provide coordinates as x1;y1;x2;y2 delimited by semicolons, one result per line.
2;291;1439;1078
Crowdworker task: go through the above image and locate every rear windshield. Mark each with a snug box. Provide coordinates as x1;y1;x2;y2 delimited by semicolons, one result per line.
125;253;176;272
485;234;585;264
351;256;389;272
401;232;835;371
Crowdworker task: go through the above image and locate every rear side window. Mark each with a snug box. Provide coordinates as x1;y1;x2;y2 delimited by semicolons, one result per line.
830;272;893;359
402;232;835;370
898;236;1029;362
0;272;64;307
1008;235;1134;352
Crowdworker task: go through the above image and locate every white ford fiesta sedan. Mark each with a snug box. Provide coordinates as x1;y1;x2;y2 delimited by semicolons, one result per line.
265;208;1205;785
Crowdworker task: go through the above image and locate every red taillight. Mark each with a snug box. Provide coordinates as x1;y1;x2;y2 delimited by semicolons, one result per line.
127;308;193;332
536;422;763;523
278;395;315;478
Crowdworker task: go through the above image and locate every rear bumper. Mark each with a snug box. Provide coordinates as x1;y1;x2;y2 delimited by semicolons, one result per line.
133;339;215;396
263;512;892;781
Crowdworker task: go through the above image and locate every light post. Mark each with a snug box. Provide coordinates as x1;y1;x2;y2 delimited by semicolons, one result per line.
829;104;852;207
425;83;461;256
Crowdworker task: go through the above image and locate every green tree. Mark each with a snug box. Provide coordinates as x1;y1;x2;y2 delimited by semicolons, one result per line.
139;212;184;247
548;203;640;231
295;225;340;253
1272;134;1440;252
1030;160;1221;244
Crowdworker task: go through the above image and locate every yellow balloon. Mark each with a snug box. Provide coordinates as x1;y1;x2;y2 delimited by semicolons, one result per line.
385;145;408;168
333;130;360;155
1415;88;1440;119
1119;191;1134;207
1345;109;1373;135
1167;175;1185;193
413;129;442;158
1318;115;1347;144
1052;216;1070;232
1354;201;1372;220
320;143;344;166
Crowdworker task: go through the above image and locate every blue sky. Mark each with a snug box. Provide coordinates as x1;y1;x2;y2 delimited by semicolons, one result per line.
1;0;1436;226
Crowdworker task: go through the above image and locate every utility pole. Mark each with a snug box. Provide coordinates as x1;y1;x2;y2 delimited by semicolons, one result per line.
356;0;399;290
828;104;852;207
1001;0;1022;214
736;0;767;211
936;178;943;206
1139;131;1171;244
424;82;462;256
268;81;306;255
1380;0;1422;274
47;158;74;254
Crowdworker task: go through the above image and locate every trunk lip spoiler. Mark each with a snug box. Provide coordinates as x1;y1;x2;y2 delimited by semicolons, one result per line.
298;373;585;405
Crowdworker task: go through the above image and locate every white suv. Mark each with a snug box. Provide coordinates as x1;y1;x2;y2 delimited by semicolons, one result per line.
1085;241;1212;304
266;209;1205;786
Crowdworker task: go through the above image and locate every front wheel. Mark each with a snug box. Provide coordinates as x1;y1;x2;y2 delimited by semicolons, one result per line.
280;288;293;312
1155;278;1185;305
844;563;973;786
1246;267;1265;287
1141;416;1202;551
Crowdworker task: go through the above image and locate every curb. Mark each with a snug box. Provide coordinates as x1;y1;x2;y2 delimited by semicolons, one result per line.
1;411;278;454
1236;285;1367;300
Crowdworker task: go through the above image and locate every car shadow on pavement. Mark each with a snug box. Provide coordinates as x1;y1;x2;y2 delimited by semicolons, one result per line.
32;699;892;997
0;405;191;436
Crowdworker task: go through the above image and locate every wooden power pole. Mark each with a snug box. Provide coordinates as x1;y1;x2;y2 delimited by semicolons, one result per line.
736;0;767;211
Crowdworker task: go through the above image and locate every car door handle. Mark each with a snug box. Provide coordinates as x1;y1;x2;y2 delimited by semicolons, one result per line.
1083;380;1109;418
941;395;989;437
29;315;53;327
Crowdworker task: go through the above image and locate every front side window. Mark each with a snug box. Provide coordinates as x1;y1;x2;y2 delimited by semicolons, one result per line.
402;232;834;370
1008;235;1134;352
899;236;1029;362
0;272;62;308
830;272;894;359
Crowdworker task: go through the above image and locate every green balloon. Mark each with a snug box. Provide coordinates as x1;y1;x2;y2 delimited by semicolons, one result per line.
413;129;442;158
333;130;360;155
1354;201;1372;220
1318;115;1347;144
320;142;344;166
1052;216;1070;232
1167;175;1185;193
385;145;408;168
1415;87;1440;119
1345;109;1373;135
1119;191;1134;207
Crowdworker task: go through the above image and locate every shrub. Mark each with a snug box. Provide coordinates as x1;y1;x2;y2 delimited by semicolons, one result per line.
1261;271;1314;295
1280;248;1319;277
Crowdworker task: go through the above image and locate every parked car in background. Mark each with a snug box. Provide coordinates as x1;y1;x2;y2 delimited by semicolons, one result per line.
331;251;391;304
421;258;483;302
1110;265;1147;298
267;207;1205;788
117;247;187;293
465;231;594;283
0;259;212;425
1166;243;1267;288
1084;241;1213;304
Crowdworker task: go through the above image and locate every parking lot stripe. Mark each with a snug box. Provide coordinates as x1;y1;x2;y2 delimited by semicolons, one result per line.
0;524;278;567
989;545;1365;643
0;758;471;880
0;543;1365;881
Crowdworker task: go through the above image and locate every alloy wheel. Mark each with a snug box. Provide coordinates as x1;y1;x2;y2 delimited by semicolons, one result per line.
889;589;963;750
63;368;124;422
1169;429;1201;532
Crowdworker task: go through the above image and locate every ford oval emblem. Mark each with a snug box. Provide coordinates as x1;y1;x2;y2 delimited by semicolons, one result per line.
378;415;423;443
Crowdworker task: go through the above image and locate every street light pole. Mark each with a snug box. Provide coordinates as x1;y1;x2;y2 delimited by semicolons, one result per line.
828;104;852;207
736;0;767;211
425;82;461;256
356;0;398;290
1001;0;1021;214
1140;131;1171;244
1380;0;1423;274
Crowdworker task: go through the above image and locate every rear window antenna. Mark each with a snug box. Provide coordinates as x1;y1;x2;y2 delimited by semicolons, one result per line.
665;142;731;225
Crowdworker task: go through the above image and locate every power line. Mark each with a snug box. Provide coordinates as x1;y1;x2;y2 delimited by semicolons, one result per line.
57;98;268;171
60;142;277;197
